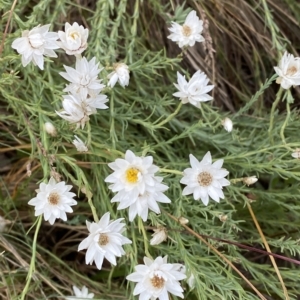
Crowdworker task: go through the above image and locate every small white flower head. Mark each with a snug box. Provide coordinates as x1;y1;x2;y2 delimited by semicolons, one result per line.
178;216;189;225
274;51;300;89
173;70;214;108
78;212;132;270
107;63;130;88
85;89;109;112
180;152;230;205
168;10;204;48
180;266;195;289
28;177;77;225
65;285;94;300
44;122;57;137
243;176;258;186
126;256;186;300
111;177;171;222
222;117;233;132
57;22;89;56
105;150;160;201
56;94;91;130
150;227;168;246
291;148;300;159
60;57;105;99
72;135;88;152
11;24;59;70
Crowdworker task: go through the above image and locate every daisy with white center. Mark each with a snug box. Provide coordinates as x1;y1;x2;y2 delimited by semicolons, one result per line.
60;57;105;99
105;150;160;202
126;256;186;300
274;51;300;89
72;135;88;152
28;177;77;225
78;212;132;270
173;70;214;108
168;10;204;48
57;22;89;56
180;151;230;205
11;24;59;70
111;177;171;221
107;63;130;88
65;285;94;299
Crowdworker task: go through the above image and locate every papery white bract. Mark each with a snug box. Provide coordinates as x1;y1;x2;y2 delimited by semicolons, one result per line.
150;227;168;246
180;152;230;205
222;117;233;132
65;285;94;300
243;176;258;186
58;22;88;56
173;71;214;108
44;122;57;136
107;63;130;88
73;135;88;152
78;212;132;270
28;177;77;225
60;57;104;99
111;177;171;221
292;148;300;159
11;24;59;70
168;10;204;48
274;51;300;89
126;256;186;300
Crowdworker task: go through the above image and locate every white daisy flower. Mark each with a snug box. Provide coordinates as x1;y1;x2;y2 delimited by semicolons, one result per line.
167;10;204;48
111;177;171;222
65;285;94;300
11;24;59;70
126;256;186;300
78;212;132;270
28;177;77;225
180;152;230;205
57;22;88;56
60;57;105;99
274;51;300;89
173;70;214;108
107;63;130;88
222;117;233;132
72;135;88;152
56;94;91;130
105;150;160;202
150;227;168;246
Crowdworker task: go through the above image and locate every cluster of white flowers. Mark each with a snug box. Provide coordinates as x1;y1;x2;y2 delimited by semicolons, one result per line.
18;9;243;300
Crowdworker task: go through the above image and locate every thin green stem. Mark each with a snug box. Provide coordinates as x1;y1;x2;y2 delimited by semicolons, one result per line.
21;215;42;300
138;217;152;259
88;194;99;223
153;102;183;129
268;88;283;145
159;168;183;175
280;102;291;150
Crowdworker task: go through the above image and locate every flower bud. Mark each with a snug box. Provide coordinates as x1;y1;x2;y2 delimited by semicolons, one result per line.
178;216;189;225
243;176;258;186
44;122;57;137
222;117;233;132
107;63;130;88
292;149;300;159
150;227;168;246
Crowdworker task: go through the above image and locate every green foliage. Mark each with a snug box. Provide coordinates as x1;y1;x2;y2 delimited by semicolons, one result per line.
1;0;300;299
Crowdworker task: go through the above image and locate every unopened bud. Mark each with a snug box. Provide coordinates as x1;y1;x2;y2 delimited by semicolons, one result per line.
243;176;258;186
222;117;233;132
150;227;168;246
178;217;189;225
219;214;228;222
292;149;300;159
44;122;57;137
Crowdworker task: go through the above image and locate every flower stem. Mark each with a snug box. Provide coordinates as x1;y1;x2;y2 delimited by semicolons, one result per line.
159;168;183;175
21;215;42;300
153;102;183;129
138;217;152;259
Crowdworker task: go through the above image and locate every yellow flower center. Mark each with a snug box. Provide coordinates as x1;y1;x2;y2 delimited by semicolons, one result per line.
70;31;80;40
98;234;109;246
197;172;213;187
125;168;140;183
182;25;192;37
286;66;298;76
151;275;165;289
48;192;60;205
